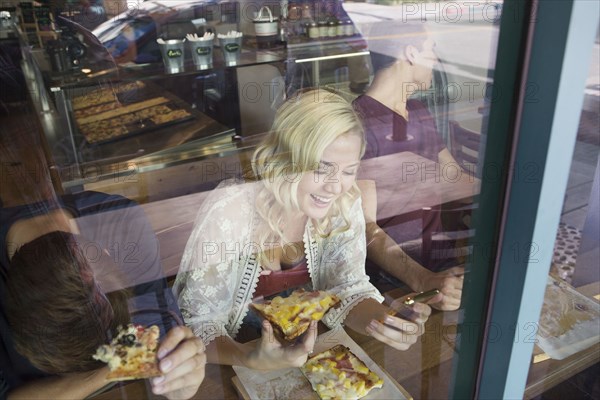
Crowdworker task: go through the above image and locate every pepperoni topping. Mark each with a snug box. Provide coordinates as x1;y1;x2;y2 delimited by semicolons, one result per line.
336;358;353;370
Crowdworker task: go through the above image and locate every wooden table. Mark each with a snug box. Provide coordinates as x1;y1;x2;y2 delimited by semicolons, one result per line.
92;152;597;399
91;282;599;399
91;290;459;400
357;152;479;222
141;152;480;278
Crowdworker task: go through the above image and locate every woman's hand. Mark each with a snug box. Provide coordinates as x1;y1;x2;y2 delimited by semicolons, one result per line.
151;326;206;400
420;266;464;311
365;299;432;351
246;320;318;370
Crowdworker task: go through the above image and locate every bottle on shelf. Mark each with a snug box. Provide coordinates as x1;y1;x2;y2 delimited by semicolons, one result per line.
327;18;337;38
279;0;289;45
298;0;315;40
336;17;345;37
280;0;288;20
308;21;319;39
344;19;354;36
302;1;312;20
318;19;327;39
279;17;288;46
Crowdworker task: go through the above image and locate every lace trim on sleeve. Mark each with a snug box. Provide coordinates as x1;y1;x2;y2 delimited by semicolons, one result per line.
228;254;261;339
227;196;262;340
304;222;319;289
185;311;229;345
322;286;384;328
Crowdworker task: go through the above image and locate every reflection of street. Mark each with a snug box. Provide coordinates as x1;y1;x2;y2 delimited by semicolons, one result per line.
346;1;599;234
344;1;501;130
345;0;502;24
583;42;599;116
345;1;599;133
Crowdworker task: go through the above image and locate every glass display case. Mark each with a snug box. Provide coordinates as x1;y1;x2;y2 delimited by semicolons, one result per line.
19;0;370;201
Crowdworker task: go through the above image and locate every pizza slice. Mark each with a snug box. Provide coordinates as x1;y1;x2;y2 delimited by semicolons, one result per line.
250;289;340;342
93;324;162;381
74;101;120;119
301;345;384;400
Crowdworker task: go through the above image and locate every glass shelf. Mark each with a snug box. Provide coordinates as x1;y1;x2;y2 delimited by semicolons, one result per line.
23;23;371;196
42;35;368;89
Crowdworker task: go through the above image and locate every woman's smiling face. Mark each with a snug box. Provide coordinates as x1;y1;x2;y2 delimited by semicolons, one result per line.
296;133;362;220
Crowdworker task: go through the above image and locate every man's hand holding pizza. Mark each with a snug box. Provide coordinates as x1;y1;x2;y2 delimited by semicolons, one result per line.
150;326;206;400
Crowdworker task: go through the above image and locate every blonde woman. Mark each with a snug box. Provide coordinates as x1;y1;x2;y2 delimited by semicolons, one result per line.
173;88;435;370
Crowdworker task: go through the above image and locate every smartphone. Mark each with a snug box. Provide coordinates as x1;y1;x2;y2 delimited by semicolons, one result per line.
384;289;441;321
402;289;441;306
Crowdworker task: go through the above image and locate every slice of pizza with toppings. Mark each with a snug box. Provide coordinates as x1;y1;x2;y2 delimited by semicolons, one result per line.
93;324;162;381
301;345;384;400
250;289;340;342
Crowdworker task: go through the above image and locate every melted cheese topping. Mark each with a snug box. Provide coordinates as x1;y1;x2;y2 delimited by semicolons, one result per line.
93;324;159;372
301;345;384;400
253;290;339;336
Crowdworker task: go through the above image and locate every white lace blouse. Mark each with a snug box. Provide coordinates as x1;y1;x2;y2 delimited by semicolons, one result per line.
172;179;384;345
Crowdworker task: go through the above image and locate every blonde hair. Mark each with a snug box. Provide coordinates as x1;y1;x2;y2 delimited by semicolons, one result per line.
251;88;365;249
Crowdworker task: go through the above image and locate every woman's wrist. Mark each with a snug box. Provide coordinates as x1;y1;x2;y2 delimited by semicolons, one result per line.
233;341;258;369
405;263;433;293
242;344;258;369
206;337;256;368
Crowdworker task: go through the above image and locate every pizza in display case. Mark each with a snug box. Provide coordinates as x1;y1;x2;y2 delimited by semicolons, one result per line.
71;81;195;144
536;274;600;360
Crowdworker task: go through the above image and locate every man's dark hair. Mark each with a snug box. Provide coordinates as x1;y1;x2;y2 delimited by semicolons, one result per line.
5;231;129;374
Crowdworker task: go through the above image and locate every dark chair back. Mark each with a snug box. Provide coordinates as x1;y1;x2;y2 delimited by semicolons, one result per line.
449;120;481;175
421;204;477;270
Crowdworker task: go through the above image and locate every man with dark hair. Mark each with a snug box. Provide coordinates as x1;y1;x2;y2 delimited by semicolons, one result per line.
0;191;205;400
353;21;464;311
5;231;123;375
353;21;456;166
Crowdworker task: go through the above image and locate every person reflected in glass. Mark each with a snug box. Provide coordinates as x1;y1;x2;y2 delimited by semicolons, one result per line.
0;188;206;399
352;21;464;311
173;88;437;371
353;22;457;166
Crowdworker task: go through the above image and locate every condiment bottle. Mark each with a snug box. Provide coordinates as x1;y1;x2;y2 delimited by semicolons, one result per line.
336;19;345;37
327;19;337;37
344;19;354;36
308;22;319;39
318;20;327;38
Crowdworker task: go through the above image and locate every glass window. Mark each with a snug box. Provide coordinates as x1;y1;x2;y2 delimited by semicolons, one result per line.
7;0;578;399
344;3;502;398
524;38;599;399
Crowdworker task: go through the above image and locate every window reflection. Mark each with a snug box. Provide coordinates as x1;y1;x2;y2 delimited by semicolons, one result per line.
0;0;514;398
527;43;599;398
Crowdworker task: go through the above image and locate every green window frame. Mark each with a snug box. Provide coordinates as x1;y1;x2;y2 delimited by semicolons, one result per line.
451;0;600;398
